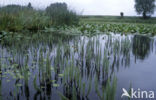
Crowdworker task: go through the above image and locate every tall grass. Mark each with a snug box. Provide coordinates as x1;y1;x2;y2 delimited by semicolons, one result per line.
0;5;51;31
0;3;79;32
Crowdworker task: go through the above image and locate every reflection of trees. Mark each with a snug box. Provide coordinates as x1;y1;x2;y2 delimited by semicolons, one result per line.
132;35;151;60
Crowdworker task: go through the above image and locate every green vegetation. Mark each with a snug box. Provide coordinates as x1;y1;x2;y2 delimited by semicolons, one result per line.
79;16;156;36
0;22;156;44
0;3;156;37
78;23;156;35
0;4;50;31
0;2;79;32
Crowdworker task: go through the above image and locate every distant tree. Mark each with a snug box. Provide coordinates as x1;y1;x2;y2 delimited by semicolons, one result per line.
120;12;124;18
46;2;79;25
46;3;68;15
134;0;155;19
28;2;33;9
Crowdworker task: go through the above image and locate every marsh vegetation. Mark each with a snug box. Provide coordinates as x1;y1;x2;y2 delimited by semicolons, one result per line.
0;2;79;32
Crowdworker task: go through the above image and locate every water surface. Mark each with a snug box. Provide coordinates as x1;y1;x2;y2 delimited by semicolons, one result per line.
0;33;156;100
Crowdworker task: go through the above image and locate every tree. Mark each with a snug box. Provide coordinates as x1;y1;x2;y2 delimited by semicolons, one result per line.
120;12;124;18
46;2;79;25
134;0;155;19
28;2;33;9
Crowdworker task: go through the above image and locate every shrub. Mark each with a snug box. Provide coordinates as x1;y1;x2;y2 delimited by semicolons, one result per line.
46;2;79;26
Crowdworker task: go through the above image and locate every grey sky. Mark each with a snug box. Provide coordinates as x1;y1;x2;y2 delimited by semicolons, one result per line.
0;0;155;16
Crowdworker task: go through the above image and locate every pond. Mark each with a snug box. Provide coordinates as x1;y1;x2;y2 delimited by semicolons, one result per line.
0;33;156;100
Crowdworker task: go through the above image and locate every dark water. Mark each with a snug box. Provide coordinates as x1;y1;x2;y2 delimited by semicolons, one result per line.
0;33;156;100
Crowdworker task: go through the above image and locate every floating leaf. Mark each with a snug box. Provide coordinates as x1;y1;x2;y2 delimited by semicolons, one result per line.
58;74;64;77
53;84;59;87
7;80;10;82
16;84;22;87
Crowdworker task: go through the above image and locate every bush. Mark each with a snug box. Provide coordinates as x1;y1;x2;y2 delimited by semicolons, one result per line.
46;2;79;26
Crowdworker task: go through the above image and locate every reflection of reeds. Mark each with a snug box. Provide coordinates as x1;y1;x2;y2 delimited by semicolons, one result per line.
33;75;41;92
0;33;137;100
95;75;117;100
58;91;69;100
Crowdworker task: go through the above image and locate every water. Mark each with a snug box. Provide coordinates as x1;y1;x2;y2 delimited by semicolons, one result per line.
0;33;156;100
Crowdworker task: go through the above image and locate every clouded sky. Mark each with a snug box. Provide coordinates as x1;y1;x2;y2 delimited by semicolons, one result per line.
0;0;155;16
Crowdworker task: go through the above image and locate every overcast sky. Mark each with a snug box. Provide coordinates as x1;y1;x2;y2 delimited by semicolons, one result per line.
0;0;156;16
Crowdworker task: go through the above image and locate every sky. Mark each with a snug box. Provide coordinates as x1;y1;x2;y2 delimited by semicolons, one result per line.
0;0;155;16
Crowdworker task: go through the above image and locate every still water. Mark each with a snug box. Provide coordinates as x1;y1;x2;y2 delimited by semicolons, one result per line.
0;33;156;100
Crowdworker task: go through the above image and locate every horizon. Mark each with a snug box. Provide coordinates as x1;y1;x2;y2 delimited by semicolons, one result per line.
0;0;156;16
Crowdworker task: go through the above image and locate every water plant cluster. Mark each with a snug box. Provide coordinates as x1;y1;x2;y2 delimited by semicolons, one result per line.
42;23;156;37
78;23;156;35
1;22;155;46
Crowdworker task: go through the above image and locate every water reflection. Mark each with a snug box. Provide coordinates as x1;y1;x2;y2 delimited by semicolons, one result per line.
132;35;153;60
0;33;155;100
